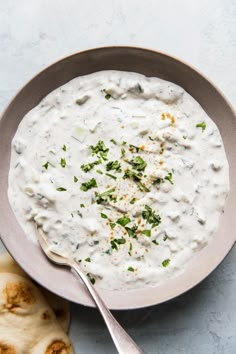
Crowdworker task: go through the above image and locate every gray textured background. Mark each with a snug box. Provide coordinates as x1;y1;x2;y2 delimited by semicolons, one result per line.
0;1;235;353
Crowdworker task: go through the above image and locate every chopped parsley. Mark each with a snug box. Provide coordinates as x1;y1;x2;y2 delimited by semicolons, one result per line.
56;187;67;192
85;257;91;262
128;267;135;272
149;136;155;141
136;181;150;192
128;242;133;256
90;140;109;160
87;273;96;285
123;169;149;192
81;159;102;172
80;204;85;208
105;173;117;180
162;259;170;267
110;138;117;145
141;229;151;237
60;158;66;168
164;172;174;185
62;144;67;151
96;169;103;175
102;89;111;100
122;141;127;145
130;198;136;204
80;178;97;192
106;160;121;172
129;156;147;171
42;161;49;170
196;121;206;132
163;234;168;241
95;187;116;204
101;213;108;219
74;176;78;183
125;224;138;238
110;222;116;229
129;144;140;153
142;205;161;228
152;240;159;245
110;238;126;251
121;147;126;158
116;216;131;226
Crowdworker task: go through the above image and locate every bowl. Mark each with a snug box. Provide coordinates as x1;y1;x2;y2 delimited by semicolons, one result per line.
0;46;235;310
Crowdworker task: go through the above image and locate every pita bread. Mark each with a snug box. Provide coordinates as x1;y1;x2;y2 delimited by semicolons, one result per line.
0;253;70;332
0;272;74;354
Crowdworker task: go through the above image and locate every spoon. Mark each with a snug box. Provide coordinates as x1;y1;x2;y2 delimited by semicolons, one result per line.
35;225;144;354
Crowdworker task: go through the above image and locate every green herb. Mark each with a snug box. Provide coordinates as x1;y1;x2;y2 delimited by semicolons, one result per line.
110;238;126;251
128;267;135;272
81;159;102;172
123;169;142;181
105;248;112;255
110;222;116;229
136;181;150;192
163;234;168;241
96;169;103;175
85;257;91;262
196;121;206;132
122;141;127;145
56;187;67;192
42;161;49;170
80;204;85;208
129;156;147;171
80;178;97;192
130;198;136;204
125;224;138;238
106;173;117;180
90;140;109;160
162;259;170;267
141;229;151;237
128;242;133;256
129;144;140;153
116;216;131;226
101;213;108;219
87;273;95;284
106;160;121;172
164;172;174;185
74;176;78;183
60;158;66;168
182;135;187;139
101;89;111;100
77;210;83;218
95;187;116;204
142;205;161;228
149;136;155;141
121;147;126;158
62;144;67;151
152;240;159;245
110;139;117;145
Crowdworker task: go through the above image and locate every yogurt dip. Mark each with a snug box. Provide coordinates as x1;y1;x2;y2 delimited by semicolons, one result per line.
8;71;229;290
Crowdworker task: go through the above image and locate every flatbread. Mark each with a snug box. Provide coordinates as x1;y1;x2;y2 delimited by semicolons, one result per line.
0;272;74;353
0;253;70;332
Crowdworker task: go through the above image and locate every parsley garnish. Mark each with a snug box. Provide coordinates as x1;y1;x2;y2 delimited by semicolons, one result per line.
106;160;121;172
74;176;78;183
163;234;168;241
87;273;95;284
110;222;116;229
128;242;133;256
149;136;155;141
90;140;109;160
196;122;206;132
101;213;108;219
81;160;102;172
116;216;131;226
128;267;135;272
162;259;170;267
42;161;49;170
110;139;117;145
60;158;66;168
62;144;67;151
101;89;111;100
129;156;147;171
80;178;97;192
129;144;140;153
164;172;174;185
80;204;85;208
110;238;126;251
142;205;161;228
123;169;149;192
95;187;116;204
96;169;103;175
56;187;67;192
130;198;136;204
141;229;151;237
121;147;126;158
85;257;91;262
106;173;117;180
152;240;159;245
125;224;138;238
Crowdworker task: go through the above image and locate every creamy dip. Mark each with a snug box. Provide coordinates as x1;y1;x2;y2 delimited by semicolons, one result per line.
8;71;229;290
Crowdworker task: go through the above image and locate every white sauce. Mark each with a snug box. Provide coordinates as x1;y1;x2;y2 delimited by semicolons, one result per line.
8;71;229;290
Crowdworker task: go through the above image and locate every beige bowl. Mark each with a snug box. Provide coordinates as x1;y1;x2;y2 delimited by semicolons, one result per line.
0;47;235;310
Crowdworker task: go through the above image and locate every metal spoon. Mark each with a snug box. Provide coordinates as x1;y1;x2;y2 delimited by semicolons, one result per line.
35;226;143;354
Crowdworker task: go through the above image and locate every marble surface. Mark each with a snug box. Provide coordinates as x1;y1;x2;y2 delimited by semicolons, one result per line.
0;0;236;353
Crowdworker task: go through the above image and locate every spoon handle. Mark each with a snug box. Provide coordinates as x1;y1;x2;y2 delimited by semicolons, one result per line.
71;261;144;354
